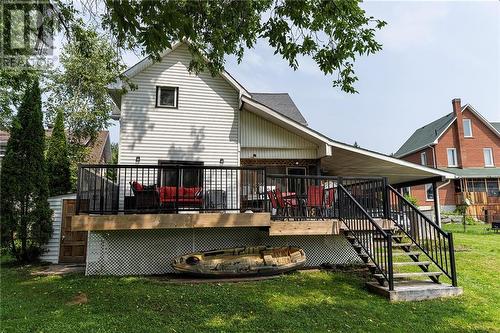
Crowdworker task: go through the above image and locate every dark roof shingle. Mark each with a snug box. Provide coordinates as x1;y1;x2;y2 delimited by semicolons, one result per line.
250;93;308;126
394;113;455;157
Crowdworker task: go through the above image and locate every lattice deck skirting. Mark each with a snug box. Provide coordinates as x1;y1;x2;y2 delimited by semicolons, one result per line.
86;228;362;276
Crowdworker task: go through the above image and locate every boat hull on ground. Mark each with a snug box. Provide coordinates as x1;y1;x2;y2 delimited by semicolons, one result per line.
172;246;306;278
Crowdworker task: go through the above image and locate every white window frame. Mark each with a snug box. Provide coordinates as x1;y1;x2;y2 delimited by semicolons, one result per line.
425;184;434;201
447;148;458;167
420;152;428;166
483;148;494;167
463;119;473;138
156;86;178;108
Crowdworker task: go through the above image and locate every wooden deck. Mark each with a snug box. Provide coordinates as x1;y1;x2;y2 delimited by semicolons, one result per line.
71;213;345;236
71;213;272;231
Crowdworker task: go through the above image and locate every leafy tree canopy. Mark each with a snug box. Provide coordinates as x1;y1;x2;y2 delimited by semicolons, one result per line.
102;0;385;93
45;23;127;146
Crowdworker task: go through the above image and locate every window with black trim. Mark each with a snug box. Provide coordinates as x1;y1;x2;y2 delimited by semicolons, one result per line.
156;86;178;108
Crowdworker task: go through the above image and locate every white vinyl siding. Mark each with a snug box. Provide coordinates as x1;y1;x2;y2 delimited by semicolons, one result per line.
447;148;458;167
420;152;427;166
119;44;239;167
240;109;318;159
483;148;494;167
463;119;473;137
40;194;76;264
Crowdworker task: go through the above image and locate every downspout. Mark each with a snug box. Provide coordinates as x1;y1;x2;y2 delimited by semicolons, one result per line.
435;179;451;227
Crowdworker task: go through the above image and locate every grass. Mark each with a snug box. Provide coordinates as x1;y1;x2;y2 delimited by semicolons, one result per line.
1;224;499;333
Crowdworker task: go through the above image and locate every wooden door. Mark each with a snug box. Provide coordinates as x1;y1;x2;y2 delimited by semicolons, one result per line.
59;199;87;263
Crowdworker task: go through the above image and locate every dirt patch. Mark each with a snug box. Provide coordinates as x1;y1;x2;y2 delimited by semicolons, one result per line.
66;292;88;306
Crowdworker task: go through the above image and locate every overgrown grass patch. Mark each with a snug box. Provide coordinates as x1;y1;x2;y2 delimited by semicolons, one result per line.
1;224;498;332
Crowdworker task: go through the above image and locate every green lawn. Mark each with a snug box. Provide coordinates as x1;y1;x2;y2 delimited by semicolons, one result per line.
1;224;499;333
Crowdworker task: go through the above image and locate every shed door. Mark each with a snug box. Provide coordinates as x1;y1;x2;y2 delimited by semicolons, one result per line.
59;199;87;263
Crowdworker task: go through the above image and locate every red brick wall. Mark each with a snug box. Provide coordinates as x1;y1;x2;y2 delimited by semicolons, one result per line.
439;108;500;168
400;104;500;207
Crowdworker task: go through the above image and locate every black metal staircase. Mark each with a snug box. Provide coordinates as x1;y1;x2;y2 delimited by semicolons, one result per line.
338;182;458;291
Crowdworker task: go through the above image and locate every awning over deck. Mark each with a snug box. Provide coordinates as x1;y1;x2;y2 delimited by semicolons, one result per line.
241;96;455;187
320;144;453;185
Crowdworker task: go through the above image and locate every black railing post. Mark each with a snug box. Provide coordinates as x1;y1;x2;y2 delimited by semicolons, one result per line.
76;164;82;215
387;235;394;291
337;177;343;219
175;165;180;214
263;168;267;212
382;177;390;220
448;232;458;287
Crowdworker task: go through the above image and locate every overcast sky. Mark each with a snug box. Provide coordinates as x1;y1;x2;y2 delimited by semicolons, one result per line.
113;1;500;155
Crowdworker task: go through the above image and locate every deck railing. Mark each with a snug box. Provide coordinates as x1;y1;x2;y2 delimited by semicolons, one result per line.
265;174;387;220
76;164;388;221
387;185;457;286
338;184;394;290
76;164;266;215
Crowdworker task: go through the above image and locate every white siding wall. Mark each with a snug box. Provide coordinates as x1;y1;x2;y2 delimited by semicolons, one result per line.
119;44;240;166
240;109;318;159
40;194;76;264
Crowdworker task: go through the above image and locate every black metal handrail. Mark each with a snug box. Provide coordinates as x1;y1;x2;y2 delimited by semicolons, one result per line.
338;184;394;290
76;164;266;215
387;185;457;286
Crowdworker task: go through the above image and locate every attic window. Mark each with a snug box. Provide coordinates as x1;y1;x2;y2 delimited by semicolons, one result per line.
156;86;178;108
463;119;472;137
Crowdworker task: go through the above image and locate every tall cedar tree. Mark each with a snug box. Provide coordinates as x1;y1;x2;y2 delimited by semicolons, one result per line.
0;79;52;262
46;110;72;195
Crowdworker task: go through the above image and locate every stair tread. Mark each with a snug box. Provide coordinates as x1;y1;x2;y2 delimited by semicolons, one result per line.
392;251;421;256
392;243;414;247
374;272;443;278
393;261;431;266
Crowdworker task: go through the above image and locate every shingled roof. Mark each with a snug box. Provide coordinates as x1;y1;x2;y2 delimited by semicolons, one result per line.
492;122;500;133
394;112;455;158
250;93;308;126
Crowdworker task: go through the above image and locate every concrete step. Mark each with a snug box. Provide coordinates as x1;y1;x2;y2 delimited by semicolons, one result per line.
374;272;443;279
366;280;463;302
393;261;431;267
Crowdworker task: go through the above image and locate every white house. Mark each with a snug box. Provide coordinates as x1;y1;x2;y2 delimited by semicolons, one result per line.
67;42;460;297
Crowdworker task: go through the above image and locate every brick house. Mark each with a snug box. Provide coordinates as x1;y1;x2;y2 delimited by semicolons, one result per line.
395;98;500;219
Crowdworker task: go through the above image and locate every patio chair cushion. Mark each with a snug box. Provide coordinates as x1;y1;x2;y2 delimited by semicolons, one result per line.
131;181;144;192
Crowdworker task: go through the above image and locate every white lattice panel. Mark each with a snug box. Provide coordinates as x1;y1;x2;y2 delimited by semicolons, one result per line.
86;228;361;275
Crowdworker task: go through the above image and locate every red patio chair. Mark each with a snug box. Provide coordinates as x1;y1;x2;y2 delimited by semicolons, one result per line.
275;188;299;219
306;185;325;218
267;190;281;219
325;187;335;218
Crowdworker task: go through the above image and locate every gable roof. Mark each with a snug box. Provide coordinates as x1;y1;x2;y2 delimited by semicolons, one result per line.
250;93;308;126
394;112;455;158
491;122;500;133
395;104;500;158
109;42;250;97
0;130;111;164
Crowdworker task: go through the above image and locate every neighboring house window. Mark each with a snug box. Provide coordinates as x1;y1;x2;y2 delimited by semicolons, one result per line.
486;179;499;197
466;179;486;193
447;148;458;167
156;86;178;108
483;148;494;167
463;119;473;137
420;152;428;166
401;187;411;196
425;184;434;201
